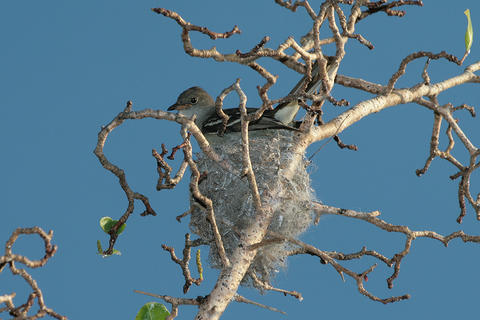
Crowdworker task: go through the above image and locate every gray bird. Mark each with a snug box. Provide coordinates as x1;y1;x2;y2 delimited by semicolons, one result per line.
168;86;301;133
167;56;337;134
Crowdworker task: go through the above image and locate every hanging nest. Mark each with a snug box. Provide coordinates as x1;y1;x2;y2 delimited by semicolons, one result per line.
189;129;315;288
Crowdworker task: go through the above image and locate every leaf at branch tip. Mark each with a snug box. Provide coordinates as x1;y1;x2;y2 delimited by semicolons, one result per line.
464;9;473;54
99;216;126;235
96;240;122;257
98;250;122;258
135;302;170;320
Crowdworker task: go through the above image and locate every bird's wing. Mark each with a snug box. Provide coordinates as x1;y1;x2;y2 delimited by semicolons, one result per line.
202;108;299;134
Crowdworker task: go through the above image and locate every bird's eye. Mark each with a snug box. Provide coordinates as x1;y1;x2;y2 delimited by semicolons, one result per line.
190;97;198;104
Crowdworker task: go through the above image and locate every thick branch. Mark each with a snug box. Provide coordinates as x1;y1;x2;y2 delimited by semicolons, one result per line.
195;81;275;320
307;61;480;144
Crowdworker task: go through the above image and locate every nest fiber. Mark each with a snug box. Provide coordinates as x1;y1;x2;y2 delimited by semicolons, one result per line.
190;130;315;288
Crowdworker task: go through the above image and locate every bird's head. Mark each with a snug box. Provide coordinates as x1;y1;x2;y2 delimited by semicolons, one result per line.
168;86;216;126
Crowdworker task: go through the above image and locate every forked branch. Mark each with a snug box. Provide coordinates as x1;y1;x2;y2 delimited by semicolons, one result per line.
0;227;66;319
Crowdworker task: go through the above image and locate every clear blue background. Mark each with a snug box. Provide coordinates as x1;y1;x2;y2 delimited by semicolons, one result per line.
2;1;480;319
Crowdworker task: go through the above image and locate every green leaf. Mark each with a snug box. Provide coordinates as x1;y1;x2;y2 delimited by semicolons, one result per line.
99;216;126;235
97;250;122;258
135;302;170;320
96;243;122;258
465;9;473;53
96;240;103;254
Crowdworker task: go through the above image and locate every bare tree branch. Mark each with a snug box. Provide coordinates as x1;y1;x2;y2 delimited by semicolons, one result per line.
308;62;480;144
162;234;203;294
182;126;231;268
413;98;480;222
266;230;410;304
0;227;66;319
152;141;189;190
386;51;460;94
234;294;286;315
314;203;480;288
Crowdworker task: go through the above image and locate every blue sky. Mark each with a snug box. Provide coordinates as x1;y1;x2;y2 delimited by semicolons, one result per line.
2;1;480;319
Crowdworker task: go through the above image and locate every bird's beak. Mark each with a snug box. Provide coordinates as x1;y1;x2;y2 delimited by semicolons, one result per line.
167;103;191;111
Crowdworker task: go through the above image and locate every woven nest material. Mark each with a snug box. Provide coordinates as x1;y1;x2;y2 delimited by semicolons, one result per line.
190;130;315;288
